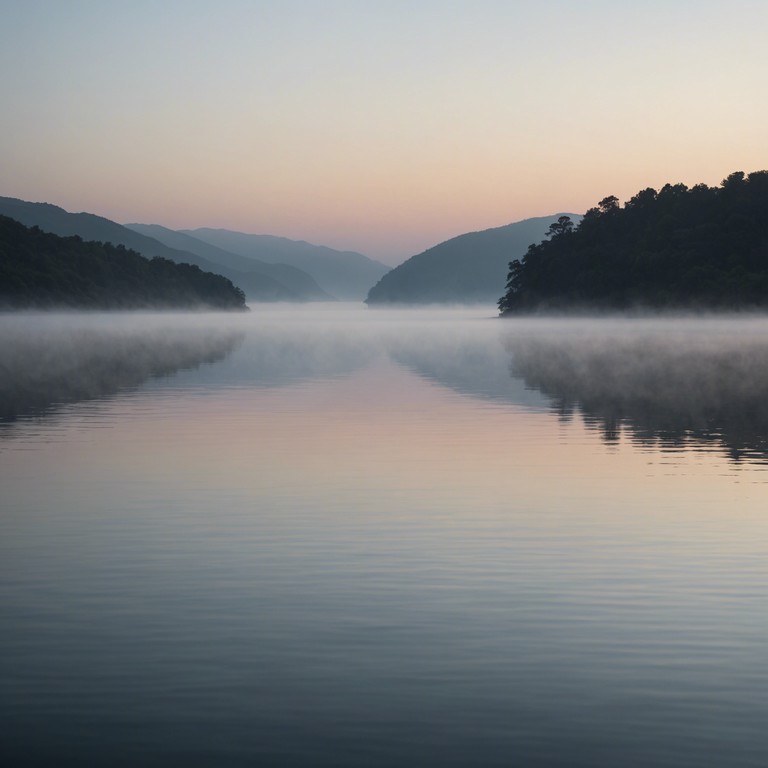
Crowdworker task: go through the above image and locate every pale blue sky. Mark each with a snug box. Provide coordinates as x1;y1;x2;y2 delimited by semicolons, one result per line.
1;0;766;263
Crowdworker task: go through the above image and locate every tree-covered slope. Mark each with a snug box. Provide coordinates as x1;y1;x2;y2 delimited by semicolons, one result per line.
0;198;330;301
365;215;579;305
499;171;768;313
0;215;247;310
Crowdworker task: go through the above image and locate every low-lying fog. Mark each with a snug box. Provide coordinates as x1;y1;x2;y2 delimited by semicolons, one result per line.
3;304;768;461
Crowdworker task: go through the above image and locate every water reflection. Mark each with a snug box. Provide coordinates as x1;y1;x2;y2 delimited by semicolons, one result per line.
0;313;244;428
160;321;378;390
505;322;768;462
3;307;768;767
5;309;768;467
391;336;548;409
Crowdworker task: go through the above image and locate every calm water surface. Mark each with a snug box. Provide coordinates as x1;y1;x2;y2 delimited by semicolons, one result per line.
1;305;767;767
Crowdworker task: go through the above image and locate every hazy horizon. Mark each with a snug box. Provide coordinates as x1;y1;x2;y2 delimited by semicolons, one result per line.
2;1;766;264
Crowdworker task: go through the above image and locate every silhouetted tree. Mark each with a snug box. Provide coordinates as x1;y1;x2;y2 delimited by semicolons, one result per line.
546;216;574;238
598;195;620;214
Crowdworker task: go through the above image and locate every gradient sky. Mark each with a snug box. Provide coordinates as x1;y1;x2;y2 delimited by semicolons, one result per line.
1;0;766;265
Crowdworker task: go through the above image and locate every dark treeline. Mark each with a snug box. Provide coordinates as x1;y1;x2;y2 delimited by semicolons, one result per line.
0;215;247;310
499;171;768;313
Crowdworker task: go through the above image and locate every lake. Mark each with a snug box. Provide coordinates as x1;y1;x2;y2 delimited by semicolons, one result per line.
1;304;767;767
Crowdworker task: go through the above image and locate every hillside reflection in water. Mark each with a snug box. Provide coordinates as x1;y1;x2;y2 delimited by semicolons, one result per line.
503;320;768;463
391;315;768;465
0;313;244;428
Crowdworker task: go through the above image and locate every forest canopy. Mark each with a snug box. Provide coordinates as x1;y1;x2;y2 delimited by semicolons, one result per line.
0;215;247;310
498;171;768;313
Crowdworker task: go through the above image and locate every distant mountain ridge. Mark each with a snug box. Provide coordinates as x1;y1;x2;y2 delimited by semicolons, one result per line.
0;197;332;301
125;223;331;301
365;214;581;305
182;228;390;300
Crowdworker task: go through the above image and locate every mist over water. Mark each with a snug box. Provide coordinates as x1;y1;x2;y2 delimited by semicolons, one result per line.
505;318;768;462
392;311;768;464
0;312;245;427
2;305;768;767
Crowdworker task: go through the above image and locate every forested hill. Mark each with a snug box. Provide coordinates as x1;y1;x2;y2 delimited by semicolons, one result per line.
0;216;247;310
366;215;579;305
0;197;332;301
499;171;768;314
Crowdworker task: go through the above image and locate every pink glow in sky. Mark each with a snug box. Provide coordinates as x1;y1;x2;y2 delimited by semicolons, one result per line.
1;1;766;265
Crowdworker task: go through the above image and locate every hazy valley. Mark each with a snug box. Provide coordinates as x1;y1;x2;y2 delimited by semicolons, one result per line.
4;3;768;765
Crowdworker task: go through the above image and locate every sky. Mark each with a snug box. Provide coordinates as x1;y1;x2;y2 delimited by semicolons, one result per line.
1;0;766;265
